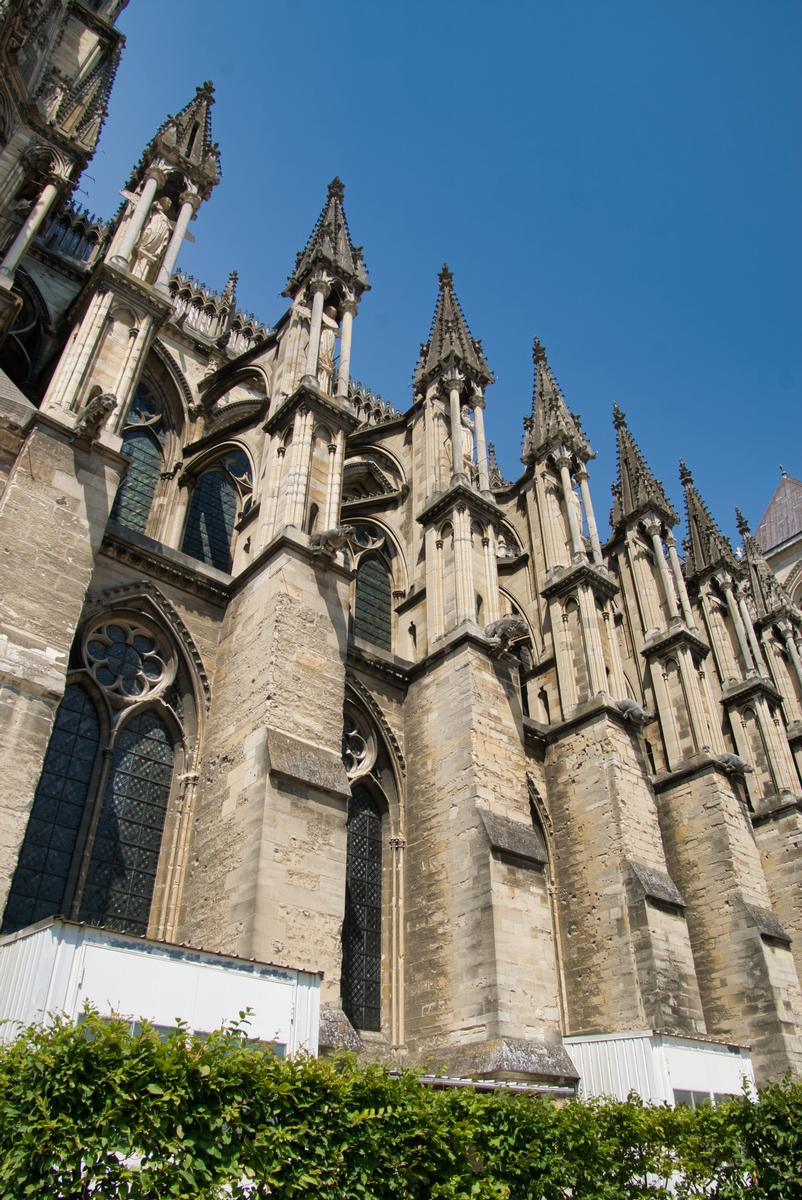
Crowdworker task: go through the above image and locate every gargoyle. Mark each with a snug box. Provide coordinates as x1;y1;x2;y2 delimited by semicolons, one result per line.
715;752;753;775
73;393;115;443
484;615;529;654
310;525;356;557
616;698;655;726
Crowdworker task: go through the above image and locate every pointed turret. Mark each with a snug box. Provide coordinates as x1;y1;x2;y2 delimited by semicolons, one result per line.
611;404;678;529
487;442;505;489
283;177;369;299
522;337;592;463
413;264;492;389
736;510;800;621
679;460;738;578
127;80;221;200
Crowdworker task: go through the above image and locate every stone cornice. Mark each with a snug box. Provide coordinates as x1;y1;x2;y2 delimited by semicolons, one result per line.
497;551;529;574
342;486;406;515
96;261;174;322
230;526;353;596
651;752;740;793
751;793;802;827
540;560;617;602
416;481;502;528
720;674;783;709
264;379;359;436
101;524;230;605
346;640;412;687
525;694;641;747
641;622;710;662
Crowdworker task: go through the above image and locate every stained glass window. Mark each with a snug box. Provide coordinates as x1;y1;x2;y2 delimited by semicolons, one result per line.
110;383;164;535
1;685;99;934
78;711;174;936
354;555;392;651
181;450;251;573
341;785;382;1031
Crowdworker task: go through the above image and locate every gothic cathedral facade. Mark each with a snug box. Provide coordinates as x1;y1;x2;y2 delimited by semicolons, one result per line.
1;0;802;1089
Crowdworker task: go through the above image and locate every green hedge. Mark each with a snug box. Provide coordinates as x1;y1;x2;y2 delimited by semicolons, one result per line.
0;1012;799;1198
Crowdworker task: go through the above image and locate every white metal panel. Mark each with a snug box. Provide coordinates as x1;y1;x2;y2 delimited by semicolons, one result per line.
565;1032;667;1103
659;1036;755;1098
0;920;320;1055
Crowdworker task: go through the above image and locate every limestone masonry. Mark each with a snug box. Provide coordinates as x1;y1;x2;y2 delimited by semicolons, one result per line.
1;0;801;1092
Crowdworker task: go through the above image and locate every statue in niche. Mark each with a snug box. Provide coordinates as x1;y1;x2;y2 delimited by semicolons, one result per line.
131;198;172;282
317;304;338;393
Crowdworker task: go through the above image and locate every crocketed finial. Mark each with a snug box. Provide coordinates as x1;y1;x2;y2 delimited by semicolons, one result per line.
736;508;751;537
438;262;453;288
532;336;548;366
612;401;627;430
678;458;693;487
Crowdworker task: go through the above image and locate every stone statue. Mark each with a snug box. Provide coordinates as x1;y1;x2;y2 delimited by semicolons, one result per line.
485;615;529;654
460;403;475;472
616;698;654;726
131;198;172;281
317;305;338;393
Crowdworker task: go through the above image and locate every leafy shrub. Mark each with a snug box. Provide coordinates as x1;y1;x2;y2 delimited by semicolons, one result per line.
0;1012;799;1198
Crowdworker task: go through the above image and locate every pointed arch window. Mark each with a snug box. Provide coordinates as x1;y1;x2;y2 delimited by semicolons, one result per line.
342;784;383;1032
1;684;99;934
1;614;192;939
110;382;165;535
181;448;252;572
352;527;393;652
78;711;174;936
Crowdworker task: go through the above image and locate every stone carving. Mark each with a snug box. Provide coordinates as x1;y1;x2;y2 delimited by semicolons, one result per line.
616;698;655;726
485;615;529;653
309;524;356;557
317;306;338;393
73;392;115;441
715;752;753;775
131;198;171;280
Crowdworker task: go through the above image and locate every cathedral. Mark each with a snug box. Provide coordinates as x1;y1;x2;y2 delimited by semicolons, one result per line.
1;0;802;1095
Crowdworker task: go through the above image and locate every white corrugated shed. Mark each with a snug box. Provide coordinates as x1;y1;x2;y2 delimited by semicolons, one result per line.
564;1030;754;1105
0;918;320;1054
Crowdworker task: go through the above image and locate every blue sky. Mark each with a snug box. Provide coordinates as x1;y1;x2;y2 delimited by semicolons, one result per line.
80;0;801;545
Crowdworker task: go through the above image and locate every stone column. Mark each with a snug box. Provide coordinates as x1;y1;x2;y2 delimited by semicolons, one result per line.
336;300;356;399
0;180;60;287
448;375;463;481
603;603;629;698
324;429;345;529
557;454;584;560
304;280;328;379
736;587;765;674
645;520;680;623
110;172;161;269
483;528;501;623
287;407;314;529
666;533;696;628
718;574;755;677
473;395;490;492
453;504;474;624
156;192;199;290
782;624;802;694
577;467;603;564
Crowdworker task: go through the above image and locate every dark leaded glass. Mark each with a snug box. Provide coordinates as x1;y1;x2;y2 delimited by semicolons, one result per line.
2;685;99;933
353;555;392;651
110;426;162;534
341;785;382;1031
78;710;174;936
181;469;239;572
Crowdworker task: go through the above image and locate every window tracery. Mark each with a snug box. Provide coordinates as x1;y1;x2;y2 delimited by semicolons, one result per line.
110;382;166;535
181;447;252;572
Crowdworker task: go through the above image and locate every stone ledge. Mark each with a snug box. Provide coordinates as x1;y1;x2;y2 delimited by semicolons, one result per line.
318;1004;363;1052
266;727;351;800
479;808;548;866
628;861;685;909
745;904;791;946
420;1037;579;1084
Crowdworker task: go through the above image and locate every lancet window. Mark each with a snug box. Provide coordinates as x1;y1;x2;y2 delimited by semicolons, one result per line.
110;381;166;534
181;448;252;572
351;526;393;652
1;611;194;938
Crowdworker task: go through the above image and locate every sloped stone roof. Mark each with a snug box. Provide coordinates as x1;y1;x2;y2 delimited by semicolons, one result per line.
755;470;802;553
413;264;492;388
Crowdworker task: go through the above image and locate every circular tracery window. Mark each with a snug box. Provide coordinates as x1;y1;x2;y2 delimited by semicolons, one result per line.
342;711;377;780
84;619;172;700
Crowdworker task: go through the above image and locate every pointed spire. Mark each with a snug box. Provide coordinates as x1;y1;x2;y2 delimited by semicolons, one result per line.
127;80;221;199
412;264;492;389
283;177;369;298
755;467;802;553
487;442;505;489
222;269;238;304
522;337;592;463
679;459;737;577
611;404;678;529
736;509;800;621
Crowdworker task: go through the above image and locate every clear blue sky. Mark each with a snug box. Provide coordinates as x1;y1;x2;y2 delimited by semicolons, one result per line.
79;0;802;547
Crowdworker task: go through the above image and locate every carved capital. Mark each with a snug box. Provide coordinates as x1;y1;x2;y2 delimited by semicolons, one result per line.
179;190;202;213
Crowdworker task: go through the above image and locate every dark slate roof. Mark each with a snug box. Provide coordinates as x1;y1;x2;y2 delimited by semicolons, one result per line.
479;809;548;865
755;470;802;553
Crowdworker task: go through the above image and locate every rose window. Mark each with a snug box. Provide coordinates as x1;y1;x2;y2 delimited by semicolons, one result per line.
85;620;168;699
